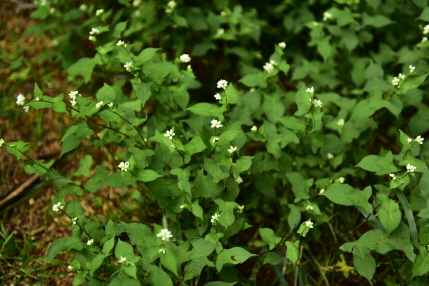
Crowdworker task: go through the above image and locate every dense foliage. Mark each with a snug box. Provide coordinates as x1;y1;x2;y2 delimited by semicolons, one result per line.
3;0;429;285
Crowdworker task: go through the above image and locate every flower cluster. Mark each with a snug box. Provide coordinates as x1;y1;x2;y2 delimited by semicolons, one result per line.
118;161;130;172
69;91;80;106
52;202;64;212
211;212;220;224
217;79;228;89
95;9;104;16
0;138;4;147
165;1;176;13
312;99;323;108
118;256;127;263
214;93;222;101
251;126;257;132
124;62;133;72
424;24;429;35
164;129;175;140
211;119;223;128
117;40;127;47
87;239;94;245
71;217;78;225
406;164;416;173
236;176;243;184
156;229;173;241
337;118;345;126
390;173;397;180
409;65;416;73
263;60;277;73
338;177;345;184
278;42;286;49
16;94;26;106
179;54;191;63
227;146;238;154
95;101;104;109
237;205;245;213
305;220;314;228
323;12;333;21
306;87;314;94
216;28;225;37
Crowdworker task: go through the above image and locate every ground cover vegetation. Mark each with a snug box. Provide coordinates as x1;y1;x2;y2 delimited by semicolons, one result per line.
2;0;429;285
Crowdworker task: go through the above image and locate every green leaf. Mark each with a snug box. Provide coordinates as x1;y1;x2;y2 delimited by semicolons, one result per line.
262;252;282;265
204;282;237;286
87;254;108;277
112;21;127;38
204;158;228;183
135;48;161;65
286;172;310;202
186;103;224;118
67;55;102;83
412;244;429;278
418;7;429;21
184;257;214;282
102;237;115;255
401;74;429;94
136;169;162;182
184;136;206;163
321;184;373;214
96;83;116;103
352;245;375;284
285;241;300;264
73;155;92;177
232;156;252;175
215;199;239;227
259;228;281;250
239;73;267;88
6;141;29;160
356;151;397;175
123;223;159;264
378;198;401;235
215;247;256;272
46;236;84;262
160;243;179;276
191;200;204;220
317;39;331;62
362;13;392;28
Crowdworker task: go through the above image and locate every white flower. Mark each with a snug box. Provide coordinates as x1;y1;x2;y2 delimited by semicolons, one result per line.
124;62;133;72
133;0;141;7
187;65;193;72
408;138;413;143
89;35;96;41
16;94;26;106
211;212;220;223
179;54;191;63
35;97;40;101
52;202;64;212
406;164;416;173
422;37;428;43
236;176;243;184
251;126;257;132
306;204;314;211
337;118;345;126
212;137;219;143
424;24;429;34
118;161;130;172
79;4;87;11
338;177;345;183
116;40;126;47
306;87;314;94
323;12;333;21
216;28;225;37
312;99;323;108
237;205;245;213
415;135;424;144
50;7;55;14
118;256;127;263
68;265;74;271
390;173;397;180
319;188;325;194
96;101;104;109
305;220;314;228
227;146;238;154
87;239;94;246
391;77;400;86
71;217;78;225
220;11;227;16
0;139;4;147
95;9;104;16
214;93;222;100
108;102;114;108
167;1;176;8
156;229;173;241
211;119;223;128
263;61;275;73
327;153;334;159
278;42;286;49
409;65;416;73
170;144;176;148
164;129;175;140
165;9;173;14
159;248;166;254
398;73;405;80
23;106;29;112
217;79;228;89
89;28;99;35
179;204;187;208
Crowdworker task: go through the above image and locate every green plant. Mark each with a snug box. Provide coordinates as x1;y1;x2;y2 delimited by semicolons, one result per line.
3;0;429;285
